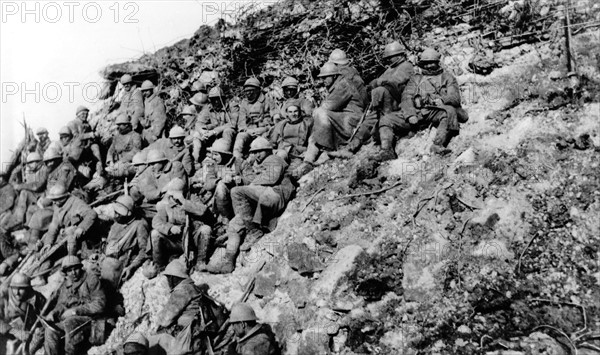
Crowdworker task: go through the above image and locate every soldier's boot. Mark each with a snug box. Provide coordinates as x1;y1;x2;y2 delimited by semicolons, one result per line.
240;222;264;252
375;127;397;162
195;225;212;266
328;138;360;159
204;219;241;274
430;118;452;155
204;250;236;274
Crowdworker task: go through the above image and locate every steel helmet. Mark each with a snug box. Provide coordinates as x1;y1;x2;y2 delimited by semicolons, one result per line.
120;74;133;84
125;332;149;347
169;126;186;139
10;273;31;288
27;209;54;231
43;148;62;162
115;114;131;125
243;77;261;88
249;137;273;152
132;151;147;166
328;49;349;65
162;177;186;197
209;138;232;155
383;41;406;59
420;48;441;62
163;258;188;279
281;77;299;88
76;105;89;115
58;126;73;136
146;150;168;164
141;80;155;91
114;195;134;216
47;183;69;200
180;105;197;116
26;152;43;163
229;303;258;323
190;92;208;106
61;255;82;270
208;87;224;98
318;62;340;78
36;127;49;135
192;81;208;93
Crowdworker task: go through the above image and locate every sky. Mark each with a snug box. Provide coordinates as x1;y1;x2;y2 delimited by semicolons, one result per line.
0;0;255;165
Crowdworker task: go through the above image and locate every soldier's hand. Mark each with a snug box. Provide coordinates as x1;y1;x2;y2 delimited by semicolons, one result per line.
170;225;183;235
408;116;419;125
434;98;444;106
62;308;77;319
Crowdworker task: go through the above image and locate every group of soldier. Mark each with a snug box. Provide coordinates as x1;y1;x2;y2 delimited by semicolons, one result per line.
0;41;466;354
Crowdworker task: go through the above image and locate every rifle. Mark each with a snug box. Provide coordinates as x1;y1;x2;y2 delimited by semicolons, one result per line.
0;252;34;290
90;189;124;207
348;102;372;143
24;238;68;276
182;214;193;271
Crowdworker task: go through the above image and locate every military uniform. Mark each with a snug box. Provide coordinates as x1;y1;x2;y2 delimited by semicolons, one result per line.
102;217;149;285
10;165;48;229
132;161;187;204
400;67;466;149
120;88;144;131
107;130;143;172
203;155;243;220
232;324;280;355
338;64;369;107
142;92;168;144
36;138;52;156
0;181;16;223
149;138;194;177
0;287;46;353
67;119;93;138
311;76;365;151
192;104;237;158
150;196;212;266
47;160;77;191
270;114;313;166
44;270;107;355
42;195;97;251
233;93;277;157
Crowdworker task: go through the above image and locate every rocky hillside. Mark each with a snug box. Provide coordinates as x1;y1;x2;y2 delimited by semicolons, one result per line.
86;0;600;354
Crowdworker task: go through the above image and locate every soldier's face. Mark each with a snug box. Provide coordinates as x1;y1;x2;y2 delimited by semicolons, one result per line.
420;61;440;71
77;111;89;122
170;137;184;148
37;132;49;143
123;82;132;92
210;152;222;164
65;265;83;282
59;134;72;146
27;161;41;171
283;87;297;99
252;150;269;164
244;87;260;102
232;322;246;338
286;106;301;122
11;287;29;302
323;76;335;88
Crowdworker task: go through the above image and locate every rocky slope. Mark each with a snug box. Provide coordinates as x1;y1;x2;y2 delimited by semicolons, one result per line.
84;0;600;354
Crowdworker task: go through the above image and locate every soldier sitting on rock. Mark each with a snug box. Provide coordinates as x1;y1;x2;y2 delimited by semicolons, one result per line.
101;195;149;286
0;273;46;354
154;259;227;354
8;152;48;230
327;49;369;107
44;256;108;355
140;80;167;145
270;99;314;178
400;48;469;155
67;106;93;138
272;77;314;124
44;147;76;191
227;303;280;355
204;137;294;274
232;78;278;159
149;125;194;177
150;178;213;270
106;114;143;178
130;150;187;206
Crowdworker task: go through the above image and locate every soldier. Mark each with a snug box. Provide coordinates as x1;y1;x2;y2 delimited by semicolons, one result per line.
270;100;313;176
180;105;199;132
205;138;294;273
44;256;107;355
328;49;369;106
129;151;148;188
203;138;244;223
304;62;366;163
119;74;144;132
140;80;167;145
150;178;212;268
9;152;48;229
67;106;93;138
190;87;237;163
155;259;226;354
72;132;104;184
272;77;314;123
122;332;148;355
0;173;17;228
106;114;143;178
35;127;52;156
228;303;279;355
371;41;415;160
149;126;194;177
190;90;209;113
401;48;468;155
0;273;46;354
129;150;186;205
101;195;149;285
44;147;76;191
41;183;97;256
232;78;277;159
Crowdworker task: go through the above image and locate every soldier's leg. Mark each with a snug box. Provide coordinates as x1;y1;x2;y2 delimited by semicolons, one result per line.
231;186;266;222
63;316;92;355
214;181;234;220
377;111;411;161
425;109;455;154
150;230;182;267
252;187;282;226
205;216;243;273
220;127;236;153
233;132;252;159
44;322;64;355
371;86;395;114
311;108;335;151
195;224;212;264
